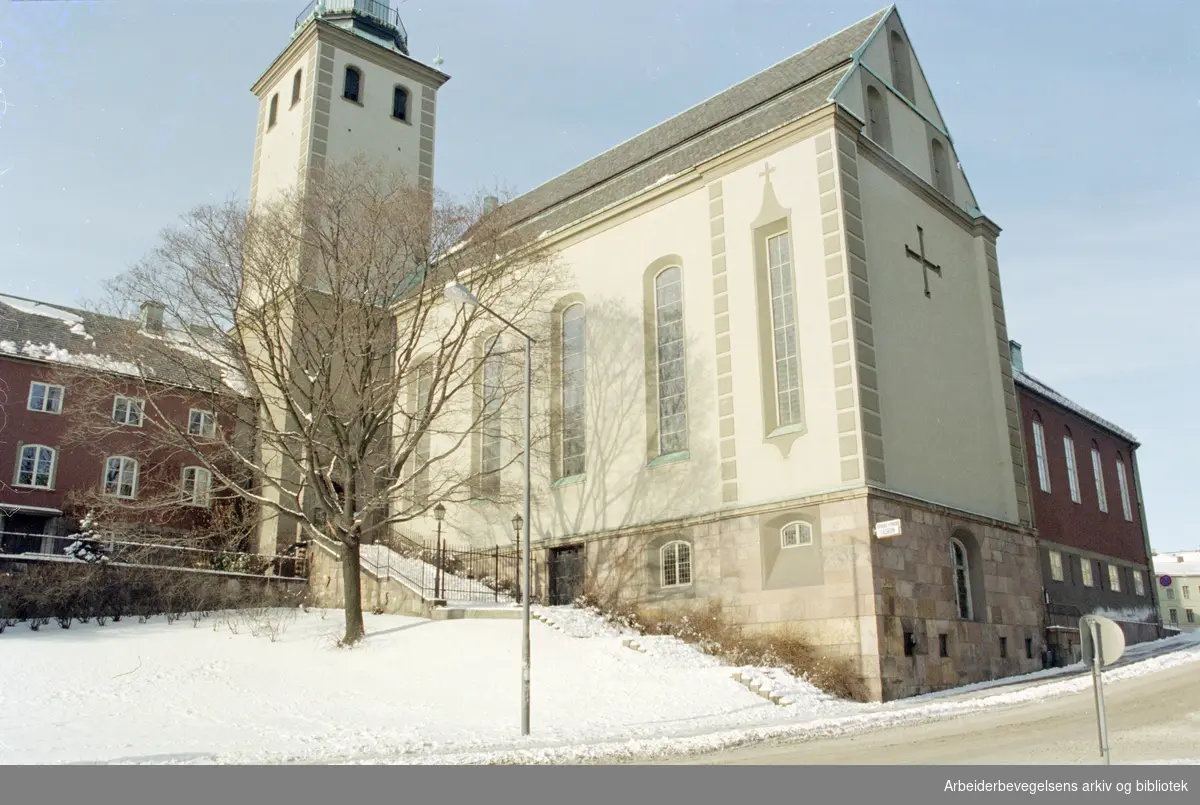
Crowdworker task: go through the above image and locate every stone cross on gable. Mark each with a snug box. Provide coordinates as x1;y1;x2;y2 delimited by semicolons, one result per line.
759;162;776;179
904;225;943;299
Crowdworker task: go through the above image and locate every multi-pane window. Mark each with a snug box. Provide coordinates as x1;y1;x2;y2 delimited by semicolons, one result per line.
27;381;64;413
653;266;688;455
189;409;216;439
560;304;586;478
343;66;362;102
1091;444;1107;513
182;467;212;507
1188;610;1196;624
1049;550;1064;582
1133;572;1145;597
950;538;973;620
1107;564;1121;592
660;541;692;588
16;445;55;488
480;336;504;495
1063;433;1081;504
1080;558;1094;587
781;521;813;548
766;231;802;428
1116;457;1133;521
1184;586;1191;600
104;456;139;499
1165;587;1175;600
112;395;144;426
1168;609;1178;624
1032;416;1050;492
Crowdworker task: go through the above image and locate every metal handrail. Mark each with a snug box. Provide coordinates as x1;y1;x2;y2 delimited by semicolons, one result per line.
294;0;409;50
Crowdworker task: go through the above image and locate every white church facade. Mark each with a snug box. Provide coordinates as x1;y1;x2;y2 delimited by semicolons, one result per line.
250;3;1044;701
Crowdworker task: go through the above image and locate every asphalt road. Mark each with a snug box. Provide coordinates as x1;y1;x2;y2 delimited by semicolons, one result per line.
677;659;1200;765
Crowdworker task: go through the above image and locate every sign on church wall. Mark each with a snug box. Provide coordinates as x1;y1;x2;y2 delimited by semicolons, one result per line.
874;519;902;539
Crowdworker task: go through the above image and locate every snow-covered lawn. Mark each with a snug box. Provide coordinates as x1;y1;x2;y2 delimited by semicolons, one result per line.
2;606;1198;765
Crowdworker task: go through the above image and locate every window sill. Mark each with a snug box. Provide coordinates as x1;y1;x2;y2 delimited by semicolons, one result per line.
551;474;585;489
767;423;806;440
391;115;412;126
13;483;55;492
27;409;63;416
648;450;689;468
342;97;364;107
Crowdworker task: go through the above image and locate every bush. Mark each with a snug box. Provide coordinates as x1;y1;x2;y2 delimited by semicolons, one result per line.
576;594;868;701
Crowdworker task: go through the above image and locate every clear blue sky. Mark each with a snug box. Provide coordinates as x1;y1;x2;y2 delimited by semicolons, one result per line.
0;1;1196;551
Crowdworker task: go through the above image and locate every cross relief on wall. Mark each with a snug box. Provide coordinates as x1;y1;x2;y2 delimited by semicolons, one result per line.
904;225;943;299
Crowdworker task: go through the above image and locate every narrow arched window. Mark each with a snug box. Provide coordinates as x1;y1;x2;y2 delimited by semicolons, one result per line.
1063;427;1081;504
931;138;953;199
343;66;362;103
781;521;812;548
865;85;890;149
268;93;279;128
653;266;688;455
292;69;303;106
104;456;139;499
392;86;409;121
15;444;56;489
1115;453;1133;521
889;30;914;99
1031;412;1050;493
660;541;692;588
950;537;973;620
766;230;802;427
480;334;504;494
1091;441;1108;513
561;303;587;478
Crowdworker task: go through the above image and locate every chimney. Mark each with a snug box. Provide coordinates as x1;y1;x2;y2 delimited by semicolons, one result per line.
139;300;165;334
1009;340;1024;373
483;195;499;214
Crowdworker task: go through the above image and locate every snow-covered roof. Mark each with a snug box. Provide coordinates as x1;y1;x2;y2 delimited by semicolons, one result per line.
1153;551;1200;577
0;293;247;396
1014;369;1138;446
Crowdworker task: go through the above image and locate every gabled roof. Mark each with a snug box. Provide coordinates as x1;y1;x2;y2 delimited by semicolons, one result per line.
1014;369;1138;446
1152;551;1200;577
0;294;246;396
502;7;890;238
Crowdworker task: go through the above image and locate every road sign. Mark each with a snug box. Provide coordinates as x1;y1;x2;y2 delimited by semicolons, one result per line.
874;519;902;538
1160;575;1172;587
1079;614;1126;766
1080;614;1126;668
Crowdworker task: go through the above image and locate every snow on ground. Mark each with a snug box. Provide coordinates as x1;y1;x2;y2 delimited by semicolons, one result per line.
2;605;1198;765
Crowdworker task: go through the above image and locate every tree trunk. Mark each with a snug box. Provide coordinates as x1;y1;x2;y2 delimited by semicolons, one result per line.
340;537;365;645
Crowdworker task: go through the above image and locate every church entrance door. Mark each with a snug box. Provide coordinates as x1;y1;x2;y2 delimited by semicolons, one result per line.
547;544;585;605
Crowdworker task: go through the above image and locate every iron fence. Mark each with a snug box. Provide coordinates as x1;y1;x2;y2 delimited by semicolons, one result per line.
366;537;520;604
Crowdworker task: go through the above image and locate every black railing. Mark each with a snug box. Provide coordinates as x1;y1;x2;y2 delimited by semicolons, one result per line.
294;0;409;51
364;538;519;604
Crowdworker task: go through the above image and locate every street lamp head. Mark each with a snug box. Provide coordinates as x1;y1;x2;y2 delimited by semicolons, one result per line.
443;281;480;308
512;513;523;534
433;501;446;522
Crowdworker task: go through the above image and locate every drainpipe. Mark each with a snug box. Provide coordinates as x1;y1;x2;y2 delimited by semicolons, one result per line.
1130;447;1163;639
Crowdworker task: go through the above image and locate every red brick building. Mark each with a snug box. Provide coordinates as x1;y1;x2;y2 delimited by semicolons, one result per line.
1;294;245;554
1010;341;1160;664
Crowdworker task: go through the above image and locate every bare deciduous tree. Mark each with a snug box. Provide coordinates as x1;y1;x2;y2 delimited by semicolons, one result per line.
98;158;559;644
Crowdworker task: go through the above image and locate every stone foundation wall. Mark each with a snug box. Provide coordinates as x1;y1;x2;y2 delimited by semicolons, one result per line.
308;540;432;618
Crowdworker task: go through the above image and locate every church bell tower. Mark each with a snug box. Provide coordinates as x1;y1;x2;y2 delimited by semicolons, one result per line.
246;1;450;555
249;0;450;211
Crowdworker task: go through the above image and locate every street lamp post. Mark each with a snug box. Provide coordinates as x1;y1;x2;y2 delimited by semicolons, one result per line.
444;280;535;737
433;501;446;601
512;514;524;604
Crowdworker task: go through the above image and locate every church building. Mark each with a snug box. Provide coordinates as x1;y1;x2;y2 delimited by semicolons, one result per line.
250;2;1046;701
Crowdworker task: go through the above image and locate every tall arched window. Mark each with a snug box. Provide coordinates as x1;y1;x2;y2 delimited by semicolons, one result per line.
292;69;303;106
480;335;504;494
1115;453;1133;521
392;86;409;121
660;540;692;588
411;362;433;505
343;66;362;103
15;444;56;489
104;456;139;499
950;537;973;620
653;266;688;455
561;303;587;478
766;230;802;428
1031;412;1050;493
865;85;891;150
931;138;954;199
1063;427;1081;504
889;30;914;99
1091;441;1108;513
268;93;279;128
